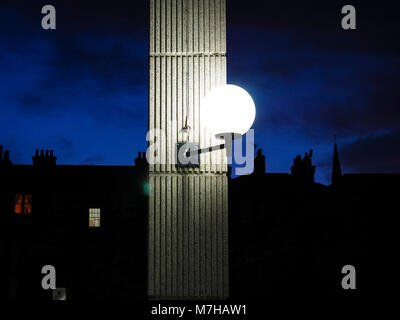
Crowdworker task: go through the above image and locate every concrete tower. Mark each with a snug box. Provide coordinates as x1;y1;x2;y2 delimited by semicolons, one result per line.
148;0;229;299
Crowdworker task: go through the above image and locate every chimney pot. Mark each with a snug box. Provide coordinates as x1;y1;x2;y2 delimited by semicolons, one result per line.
35;149;39;156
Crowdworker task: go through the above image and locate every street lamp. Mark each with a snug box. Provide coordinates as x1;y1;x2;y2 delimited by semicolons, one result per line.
202;84;256;138
177;84;256;166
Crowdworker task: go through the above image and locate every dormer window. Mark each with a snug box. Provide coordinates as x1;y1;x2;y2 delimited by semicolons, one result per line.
14;194;32;214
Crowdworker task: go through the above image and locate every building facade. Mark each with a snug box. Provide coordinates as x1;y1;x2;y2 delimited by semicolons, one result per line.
0;149;147;301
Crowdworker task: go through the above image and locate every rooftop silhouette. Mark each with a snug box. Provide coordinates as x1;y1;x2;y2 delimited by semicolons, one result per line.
1;143;398;301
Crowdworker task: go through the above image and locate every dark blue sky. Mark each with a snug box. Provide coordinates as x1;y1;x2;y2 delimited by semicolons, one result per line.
1;0;399;184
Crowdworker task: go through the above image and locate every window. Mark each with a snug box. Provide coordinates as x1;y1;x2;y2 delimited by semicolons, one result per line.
14;194;32;214
89;208;101;227
52;288;66;301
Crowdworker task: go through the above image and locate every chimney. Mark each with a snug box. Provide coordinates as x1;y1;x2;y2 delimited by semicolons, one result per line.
0;146;12;165
254;149;266;175
33;149;57;167
134;151;148;170
291;149;316;184
1;150;11;165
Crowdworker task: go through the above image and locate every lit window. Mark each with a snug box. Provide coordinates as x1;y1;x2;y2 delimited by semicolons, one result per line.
52;288;66;300
14;194;32;214
89;208;101;227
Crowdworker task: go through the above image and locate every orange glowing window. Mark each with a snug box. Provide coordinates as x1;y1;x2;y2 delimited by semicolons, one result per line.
14;194;32;214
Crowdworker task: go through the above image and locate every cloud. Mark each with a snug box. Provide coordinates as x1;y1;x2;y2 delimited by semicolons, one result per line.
51;137;75;156
228;28;400;145
17;93;43;108
340;130;400;173
0;1;148;120
227;0;400;55
89;103;147;128
83;153;106;164
1;0;399;180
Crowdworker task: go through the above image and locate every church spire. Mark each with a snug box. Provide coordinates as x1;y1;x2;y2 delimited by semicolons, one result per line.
331;136;342;185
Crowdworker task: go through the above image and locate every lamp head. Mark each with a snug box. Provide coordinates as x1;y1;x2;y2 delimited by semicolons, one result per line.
201;84;256;138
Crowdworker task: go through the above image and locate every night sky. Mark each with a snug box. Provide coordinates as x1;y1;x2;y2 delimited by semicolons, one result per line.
1;0;399;184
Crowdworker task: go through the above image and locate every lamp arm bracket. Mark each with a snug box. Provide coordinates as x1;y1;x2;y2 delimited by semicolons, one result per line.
187;144;225;157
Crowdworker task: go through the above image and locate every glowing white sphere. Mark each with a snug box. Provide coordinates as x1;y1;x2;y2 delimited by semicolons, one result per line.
201;84;256;137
